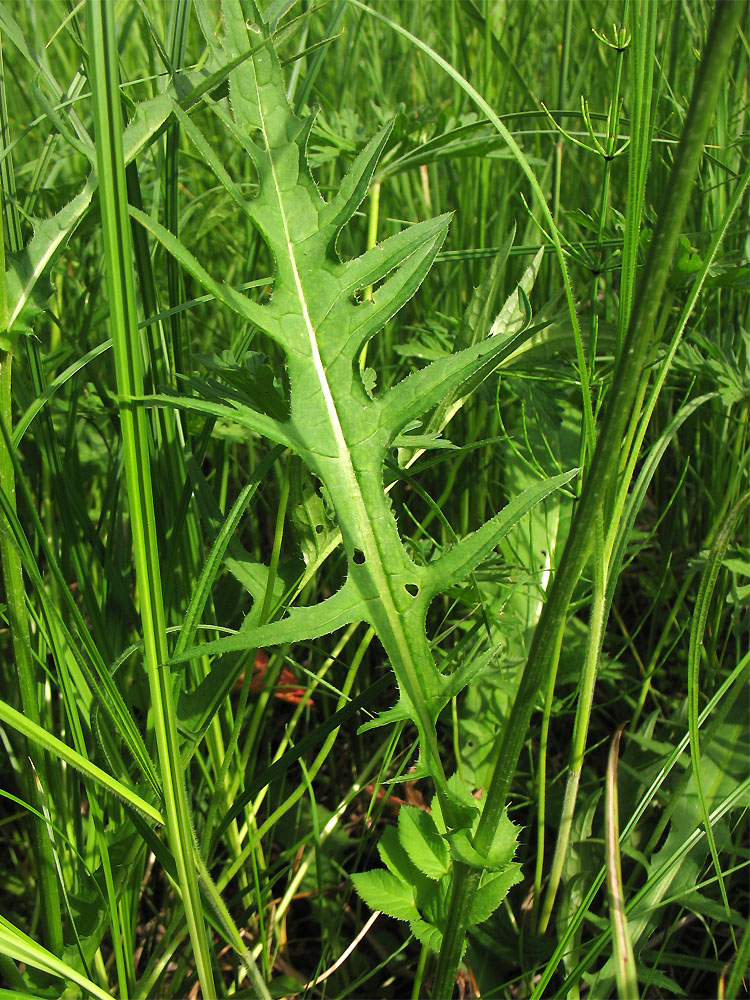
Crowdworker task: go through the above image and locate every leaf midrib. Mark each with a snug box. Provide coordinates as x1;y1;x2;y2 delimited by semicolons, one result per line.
250;62;436;730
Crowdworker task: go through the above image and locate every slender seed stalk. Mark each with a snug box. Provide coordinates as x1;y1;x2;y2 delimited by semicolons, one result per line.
84;3;216;996
536;19;630;924
534;0;574;905
432;3;744;994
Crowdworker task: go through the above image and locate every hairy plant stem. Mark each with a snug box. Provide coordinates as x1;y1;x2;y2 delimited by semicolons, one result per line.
432;2;744;994
555;158;750;929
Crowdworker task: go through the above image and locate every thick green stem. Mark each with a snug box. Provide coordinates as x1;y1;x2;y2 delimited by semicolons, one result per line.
432;3;743;994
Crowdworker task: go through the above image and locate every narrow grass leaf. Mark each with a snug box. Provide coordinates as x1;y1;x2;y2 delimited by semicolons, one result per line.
0;917;112;1000
86;2;216;992
0;697;163;824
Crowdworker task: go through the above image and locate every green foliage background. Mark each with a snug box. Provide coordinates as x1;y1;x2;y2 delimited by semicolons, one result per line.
0;1;747;998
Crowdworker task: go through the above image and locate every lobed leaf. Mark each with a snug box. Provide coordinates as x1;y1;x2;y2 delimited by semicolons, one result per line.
378;320;546;444
321;121;394;241
138;0;578;834
172;579;364;664
128;207;275;339
423;469;578;602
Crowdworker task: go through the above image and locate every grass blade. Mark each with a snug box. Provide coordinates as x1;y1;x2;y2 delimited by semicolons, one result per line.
84;3;216;994
0;697;163;824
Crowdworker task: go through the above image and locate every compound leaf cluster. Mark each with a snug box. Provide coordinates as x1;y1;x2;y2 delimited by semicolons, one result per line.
352;802;521;952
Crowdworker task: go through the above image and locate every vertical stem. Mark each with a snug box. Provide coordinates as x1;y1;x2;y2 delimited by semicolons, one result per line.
536;20;632;924
85;3;216;996
0;353;64;956
0;36;64;954
535;0;573;907
432;2;744;994
537;516;606;933
165;0;191;381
